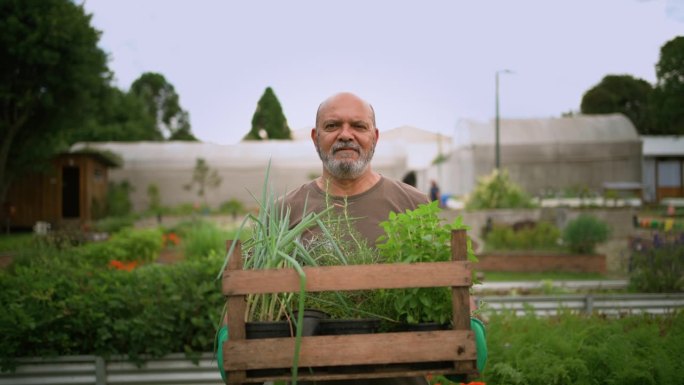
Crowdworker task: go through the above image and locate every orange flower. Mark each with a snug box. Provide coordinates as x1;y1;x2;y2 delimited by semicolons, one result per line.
162;232;181;247
109;259;139;271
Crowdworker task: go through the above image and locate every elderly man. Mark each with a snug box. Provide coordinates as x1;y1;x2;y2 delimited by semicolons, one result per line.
217;92;483;385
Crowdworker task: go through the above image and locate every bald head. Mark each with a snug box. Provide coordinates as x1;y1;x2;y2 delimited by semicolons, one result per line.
315;92;376;129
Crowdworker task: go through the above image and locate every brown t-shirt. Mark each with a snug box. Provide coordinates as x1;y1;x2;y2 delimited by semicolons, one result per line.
282;176;429;249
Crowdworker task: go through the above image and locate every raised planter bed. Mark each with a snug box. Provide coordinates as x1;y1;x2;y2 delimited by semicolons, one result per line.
476;251;606;273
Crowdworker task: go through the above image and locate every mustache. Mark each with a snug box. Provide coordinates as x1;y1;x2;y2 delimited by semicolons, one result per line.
332;142;360;153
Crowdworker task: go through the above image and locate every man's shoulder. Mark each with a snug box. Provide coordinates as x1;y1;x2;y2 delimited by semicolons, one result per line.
380;177;429;204
281;181;320;204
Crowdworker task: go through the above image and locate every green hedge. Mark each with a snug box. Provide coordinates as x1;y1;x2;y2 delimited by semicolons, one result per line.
0;244;224;371
485;222;562;251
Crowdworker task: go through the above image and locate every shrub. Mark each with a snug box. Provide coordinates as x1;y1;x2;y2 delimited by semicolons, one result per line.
629;243;684;293
92;216;135;234
0;252;224;371
562;214;610;254
106;180;134;217
465;169;535;210
485;222;561;251
218;198;245;219
180;220;232;260
75;228;163;266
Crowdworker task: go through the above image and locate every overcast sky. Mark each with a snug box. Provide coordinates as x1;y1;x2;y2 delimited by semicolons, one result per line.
83;0;683;145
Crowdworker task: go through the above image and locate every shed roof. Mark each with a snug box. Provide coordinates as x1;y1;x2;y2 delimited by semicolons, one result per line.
641;136;684;156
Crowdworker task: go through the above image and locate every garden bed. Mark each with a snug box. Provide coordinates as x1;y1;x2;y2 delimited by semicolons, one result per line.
475;252;606;273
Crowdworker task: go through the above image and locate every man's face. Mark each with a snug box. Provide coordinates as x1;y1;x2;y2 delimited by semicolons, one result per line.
313;94;378;180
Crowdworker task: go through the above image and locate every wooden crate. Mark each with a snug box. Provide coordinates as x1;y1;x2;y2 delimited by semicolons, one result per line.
221;229;478;384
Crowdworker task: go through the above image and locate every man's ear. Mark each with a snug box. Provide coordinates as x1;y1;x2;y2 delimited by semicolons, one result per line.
310;127;317;143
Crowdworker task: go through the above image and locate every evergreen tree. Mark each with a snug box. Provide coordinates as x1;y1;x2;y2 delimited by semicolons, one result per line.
245;87;292;140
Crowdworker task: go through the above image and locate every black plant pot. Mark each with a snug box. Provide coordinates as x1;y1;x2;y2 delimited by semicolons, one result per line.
246;321;292;339
318;318;381;335
289;308;330;336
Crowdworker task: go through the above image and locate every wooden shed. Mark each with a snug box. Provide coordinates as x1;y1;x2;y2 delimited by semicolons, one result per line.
3;150;120;230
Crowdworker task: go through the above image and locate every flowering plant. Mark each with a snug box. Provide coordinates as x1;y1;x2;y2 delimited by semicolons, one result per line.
108;259;139;271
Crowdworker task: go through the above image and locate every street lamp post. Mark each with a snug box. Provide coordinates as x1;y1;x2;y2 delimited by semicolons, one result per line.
495;69;513;170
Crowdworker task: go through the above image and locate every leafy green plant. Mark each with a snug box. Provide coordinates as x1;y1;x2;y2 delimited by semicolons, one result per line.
181;220;232;260
106;180;134;217
92;216;135;234
375;201;476;324
0;249;225;371
629;243;684;292
485;222;562;251
483;311;684;385
465;169;535;210
562;214;610;254
219;198;245;220
75;228;162;265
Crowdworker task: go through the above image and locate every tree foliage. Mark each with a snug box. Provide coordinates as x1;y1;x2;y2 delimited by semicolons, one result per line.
245;87;292;140
129;72;197;141
0;0;108;203
651;36;684;135
579;36;684;136
71;84;159;142
580;75;653;134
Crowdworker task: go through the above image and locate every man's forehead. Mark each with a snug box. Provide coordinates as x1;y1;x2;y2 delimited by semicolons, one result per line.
318;96;373;120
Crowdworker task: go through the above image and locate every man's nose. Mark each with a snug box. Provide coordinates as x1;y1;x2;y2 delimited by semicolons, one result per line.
338;123;354;140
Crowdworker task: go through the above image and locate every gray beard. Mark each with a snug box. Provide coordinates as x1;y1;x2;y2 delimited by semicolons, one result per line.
316;139;375;180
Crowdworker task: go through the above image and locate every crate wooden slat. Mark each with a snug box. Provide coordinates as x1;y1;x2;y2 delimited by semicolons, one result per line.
223;261;472;295
222;229;477;384
224;330;475;369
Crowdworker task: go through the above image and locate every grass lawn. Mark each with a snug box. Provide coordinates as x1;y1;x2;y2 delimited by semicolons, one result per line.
0;233;33;252
480;270;611;282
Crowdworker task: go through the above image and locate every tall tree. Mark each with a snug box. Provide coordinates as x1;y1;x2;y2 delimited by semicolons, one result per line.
245;87;292;140
129;72;197;141
71;84;160;142
651;36;684;135
0;0;108;204
580;75;653;134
